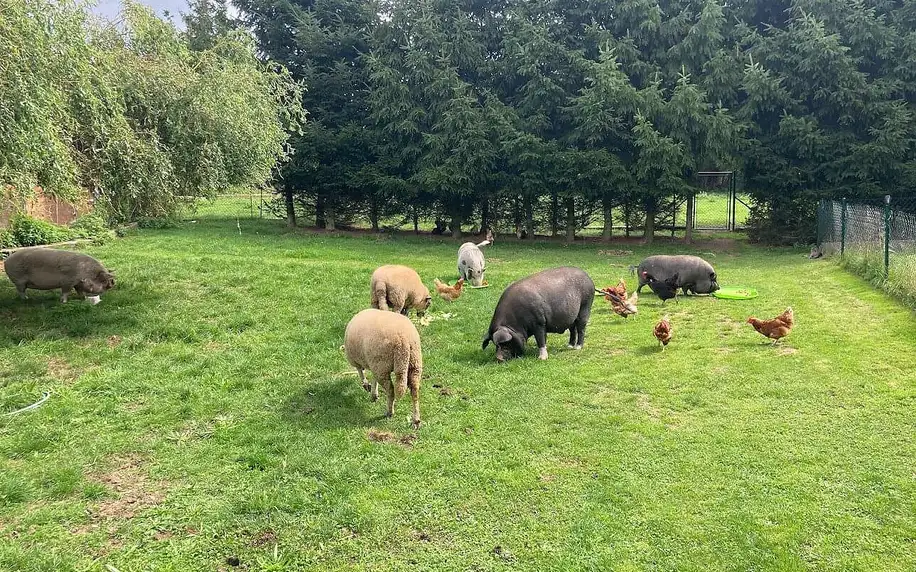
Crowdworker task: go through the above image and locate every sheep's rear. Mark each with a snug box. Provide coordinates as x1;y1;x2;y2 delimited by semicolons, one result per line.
344;308;423;428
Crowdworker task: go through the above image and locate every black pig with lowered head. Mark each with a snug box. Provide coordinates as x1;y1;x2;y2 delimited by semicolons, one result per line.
482;267;595;363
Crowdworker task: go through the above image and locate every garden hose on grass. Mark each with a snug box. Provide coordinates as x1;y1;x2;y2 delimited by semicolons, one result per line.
3;391;50;416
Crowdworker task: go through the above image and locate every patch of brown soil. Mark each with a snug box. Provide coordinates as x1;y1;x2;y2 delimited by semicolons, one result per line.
47;357;78;382
597;249;634;256
90;455;165;520
250;530;277;547
367;429;416;447
777;346;798;356
107;335;122;348
367;429;395;443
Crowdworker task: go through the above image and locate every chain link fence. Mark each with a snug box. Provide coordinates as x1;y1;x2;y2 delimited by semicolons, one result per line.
817;196;916;305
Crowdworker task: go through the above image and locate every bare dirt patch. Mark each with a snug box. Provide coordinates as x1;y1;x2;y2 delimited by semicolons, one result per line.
107;335;122;348
90;455;166;520
597;249;634;257
777;346;798;356
47;357;78;383
250;529;277;547
367;429;416;447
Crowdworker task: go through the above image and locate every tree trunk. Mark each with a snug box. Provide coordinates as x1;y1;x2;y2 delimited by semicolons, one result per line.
370;198;380;232
315;193;325;228
449;199;462;239
413;207;419;234
685;193;695;244
601;195;612;242
565;196;576;243
513;195;522;238
551;192;559;236
524;194;534;240
644;201;656;244
481;195;490;236
285;187;296;228
325;200;336;231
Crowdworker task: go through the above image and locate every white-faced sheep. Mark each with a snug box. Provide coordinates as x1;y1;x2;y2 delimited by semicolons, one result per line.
370;265;431;316
344;309;423;428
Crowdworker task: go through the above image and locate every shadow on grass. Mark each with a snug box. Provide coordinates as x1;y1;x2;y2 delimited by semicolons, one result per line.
0;281;161;345
281;377;397;431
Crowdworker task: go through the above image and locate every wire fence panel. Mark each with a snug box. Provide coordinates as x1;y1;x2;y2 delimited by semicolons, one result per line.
817;196;916;306
185;193;268;220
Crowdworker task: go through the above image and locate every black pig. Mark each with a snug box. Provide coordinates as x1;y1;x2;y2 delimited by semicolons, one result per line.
482;267;595;362
635;255;719;295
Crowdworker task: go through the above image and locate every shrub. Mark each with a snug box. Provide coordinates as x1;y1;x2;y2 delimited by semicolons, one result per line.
70;211;113;244
8;214;73;247
0;228;17;249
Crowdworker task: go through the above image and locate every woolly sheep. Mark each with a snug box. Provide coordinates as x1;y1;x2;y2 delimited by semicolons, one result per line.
370;265;432;316
4;248;115;304
344;308;423;428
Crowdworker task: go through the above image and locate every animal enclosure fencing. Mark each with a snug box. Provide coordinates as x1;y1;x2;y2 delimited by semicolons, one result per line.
817;196;916;305
192;186;752;240
186;192;267;221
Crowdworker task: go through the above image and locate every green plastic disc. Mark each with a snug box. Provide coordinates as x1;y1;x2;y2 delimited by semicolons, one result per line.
712;286;759;300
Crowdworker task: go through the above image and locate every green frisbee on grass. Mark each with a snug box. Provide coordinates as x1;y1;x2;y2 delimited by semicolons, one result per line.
468;283;490;289
713;286;759;300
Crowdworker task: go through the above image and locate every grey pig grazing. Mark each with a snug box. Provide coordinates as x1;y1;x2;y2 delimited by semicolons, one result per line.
482;266;595;363
4;248;115;304
634;255;719;295
457;230;494;287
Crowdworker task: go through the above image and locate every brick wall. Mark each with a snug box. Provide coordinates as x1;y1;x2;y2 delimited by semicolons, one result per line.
1;187;90;228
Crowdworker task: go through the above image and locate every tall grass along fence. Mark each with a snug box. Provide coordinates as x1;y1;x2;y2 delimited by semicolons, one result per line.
818;196;916;305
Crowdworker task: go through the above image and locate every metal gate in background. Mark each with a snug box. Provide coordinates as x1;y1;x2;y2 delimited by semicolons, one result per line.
692;171;748;231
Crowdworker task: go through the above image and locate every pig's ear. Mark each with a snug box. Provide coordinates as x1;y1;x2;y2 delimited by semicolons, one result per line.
493;327;512;345
481;332;491;349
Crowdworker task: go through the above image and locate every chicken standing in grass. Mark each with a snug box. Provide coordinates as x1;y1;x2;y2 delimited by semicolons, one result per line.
434;278;465;302
747;307;794;345
653;315;672;350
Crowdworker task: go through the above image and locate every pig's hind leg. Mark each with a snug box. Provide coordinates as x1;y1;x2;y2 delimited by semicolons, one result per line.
534;328;548;360
13;281;28;300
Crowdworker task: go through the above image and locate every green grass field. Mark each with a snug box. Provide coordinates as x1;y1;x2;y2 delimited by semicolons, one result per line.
1;213;914;571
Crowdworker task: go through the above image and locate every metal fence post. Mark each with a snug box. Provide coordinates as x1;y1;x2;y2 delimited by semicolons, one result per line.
884;195;891;278
840;197;847;255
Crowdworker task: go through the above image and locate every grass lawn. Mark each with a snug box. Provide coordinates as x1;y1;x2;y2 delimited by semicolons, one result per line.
0;214;914;571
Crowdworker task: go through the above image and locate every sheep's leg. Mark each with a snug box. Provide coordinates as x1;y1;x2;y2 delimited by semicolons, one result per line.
357;368;370;393
408;370;421;429
370;371;383;403
373;288;389;311
385;377;396;418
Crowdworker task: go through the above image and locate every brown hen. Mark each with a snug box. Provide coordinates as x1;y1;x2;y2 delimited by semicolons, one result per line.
654;315;672;351
747;307;794;344
434;278;465;302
